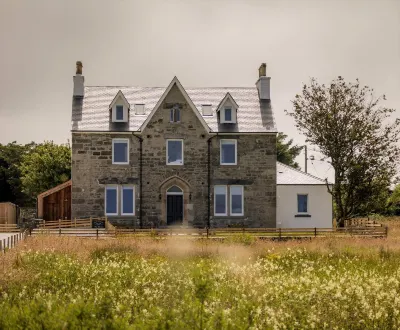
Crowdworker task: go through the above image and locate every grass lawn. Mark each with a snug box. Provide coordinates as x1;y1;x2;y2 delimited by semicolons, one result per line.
1;219;400;329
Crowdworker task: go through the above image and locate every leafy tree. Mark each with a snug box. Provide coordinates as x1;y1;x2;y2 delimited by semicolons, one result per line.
19;141;71;199
386;185;400;215
0;142;35;205
276;132;303;169
287;77;400;225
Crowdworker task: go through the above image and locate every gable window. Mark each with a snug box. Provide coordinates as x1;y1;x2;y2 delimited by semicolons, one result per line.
167;139;183;165
116;105;124;121
230;186;244;216
170;107;181;123
297;194;308;213
112;139;129;164
214;186;227;216
105;186;118;216
122;186;135;215
220;139;237;165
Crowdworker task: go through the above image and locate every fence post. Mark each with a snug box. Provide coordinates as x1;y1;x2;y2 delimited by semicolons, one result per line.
74;217;77;227
207;227;209;239
90;217;93;228
96;228;99;240
7;237;10;250
0;240;2;253
279;228;282;240
59;219;61;229
59;228;61;236
385;226;388;238
314;227;317;238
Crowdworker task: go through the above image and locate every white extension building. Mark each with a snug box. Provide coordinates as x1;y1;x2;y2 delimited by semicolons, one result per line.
277;162;333;228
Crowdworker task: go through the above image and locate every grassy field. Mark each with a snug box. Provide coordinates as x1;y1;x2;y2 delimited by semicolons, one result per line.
1;220;400;329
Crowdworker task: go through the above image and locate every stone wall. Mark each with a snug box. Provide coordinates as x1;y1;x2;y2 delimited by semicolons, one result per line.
71;84;276;227
71;133;140;226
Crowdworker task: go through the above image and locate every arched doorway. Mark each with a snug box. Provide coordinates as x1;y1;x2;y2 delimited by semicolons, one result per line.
166;186;183;225
159;176;191;226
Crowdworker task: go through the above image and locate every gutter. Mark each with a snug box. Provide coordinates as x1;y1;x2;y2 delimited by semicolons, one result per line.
132;132;143;228
207;133;218;228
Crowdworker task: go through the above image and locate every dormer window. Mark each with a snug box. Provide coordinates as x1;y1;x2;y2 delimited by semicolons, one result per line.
217;93;238;124
110;90;130;123
224;107;232;122
116;105;124;121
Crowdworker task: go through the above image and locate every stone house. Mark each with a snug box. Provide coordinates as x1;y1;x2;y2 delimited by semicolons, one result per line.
71;62;330;228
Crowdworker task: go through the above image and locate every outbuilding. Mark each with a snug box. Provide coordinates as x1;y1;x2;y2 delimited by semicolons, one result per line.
0;202;19;224
277;162;333;228
37;180;72;221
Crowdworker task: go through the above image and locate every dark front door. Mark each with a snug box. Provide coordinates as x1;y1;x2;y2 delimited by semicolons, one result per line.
167;195;183;225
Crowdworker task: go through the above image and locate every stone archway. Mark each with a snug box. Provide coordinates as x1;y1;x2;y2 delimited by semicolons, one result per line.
159;176;191;226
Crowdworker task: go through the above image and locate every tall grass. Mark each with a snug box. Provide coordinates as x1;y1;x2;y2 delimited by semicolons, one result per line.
1;222;400;329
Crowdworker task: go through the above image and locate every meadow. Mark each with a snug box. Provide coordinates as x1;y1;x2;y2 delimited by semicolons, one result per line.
1;220;400;329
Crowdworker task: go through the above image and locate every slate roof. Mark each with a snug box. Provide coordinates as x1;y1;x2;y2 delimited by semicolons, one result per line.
277;162;327;185
71;84;276;133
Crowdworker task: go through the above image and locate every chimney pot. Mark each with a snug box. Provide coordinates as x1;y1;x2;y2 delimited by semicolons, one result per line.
259;63;266;77
256;63;270;100
73;61;84;98
76;61;83;75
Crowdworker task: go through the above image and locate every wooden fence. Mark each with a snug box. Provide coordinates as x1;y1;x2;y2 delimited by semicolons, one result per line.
0;228;30;252
38;217;95;229
344;218;383;228
31;225;388;239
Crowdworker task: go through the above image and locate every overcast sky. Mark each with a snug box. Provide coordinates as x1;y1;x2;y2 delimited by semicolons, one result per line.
0;0;399;180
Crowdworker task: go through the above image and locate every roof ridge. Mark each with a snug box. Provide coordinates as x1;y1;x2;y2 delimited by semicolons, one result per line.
277;161;326;183
85;86;256;89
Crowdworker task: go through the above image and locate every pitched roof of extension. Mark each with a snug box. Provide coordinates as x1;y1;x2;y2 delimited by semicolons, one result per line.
71;78;277;133
277;162;328;185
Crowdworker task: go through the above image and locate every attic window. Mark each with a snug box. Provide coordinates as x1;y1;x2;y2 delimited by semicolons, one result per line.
116;105;124;120
135;104;145;115
221;107;236;123
224;107;232;122
202;105;212;116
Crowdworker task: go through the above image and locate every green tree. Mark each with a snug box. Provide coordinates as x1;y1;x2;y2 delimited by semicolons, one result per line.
287;77;400;225
276;132;303;169
19;141;71;199
0;142;35;205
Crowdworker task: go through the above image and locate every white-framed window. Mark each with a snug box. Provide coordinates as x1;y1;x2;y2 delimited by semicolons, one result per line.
166;139;184;165
230;186;244;216
116;105;124;121
121;185;135;216
170;107;181;123
112;138;129;164
105;185;118;216
220;107;236;123
224;107;232;122
214;185;227;216
297;194;308;213
220;139;237;165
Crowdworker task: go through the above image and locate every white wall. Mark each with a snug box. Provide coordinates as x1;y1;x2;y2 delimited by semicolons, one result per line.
277;185;333;228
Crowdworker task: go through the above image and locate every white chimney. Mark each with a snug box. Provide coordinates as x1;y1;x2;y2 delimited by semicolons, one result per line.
73;61;84;98
256;63;270;100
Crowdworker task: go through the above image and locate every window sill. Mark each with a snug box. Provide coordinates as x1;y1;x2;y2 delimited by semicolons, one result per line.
295;214;311;218
220;163;238;166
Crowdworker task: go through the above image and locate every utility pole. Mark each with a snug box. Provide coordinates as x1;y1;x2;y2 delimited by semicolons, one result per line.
304;145;308;173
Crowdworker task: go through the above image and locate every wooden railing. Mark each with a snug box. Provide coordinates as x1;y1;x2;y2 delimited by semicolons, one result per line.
0;224;21;233
38;218;93;229
344;218;383;227
114;226;388;238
